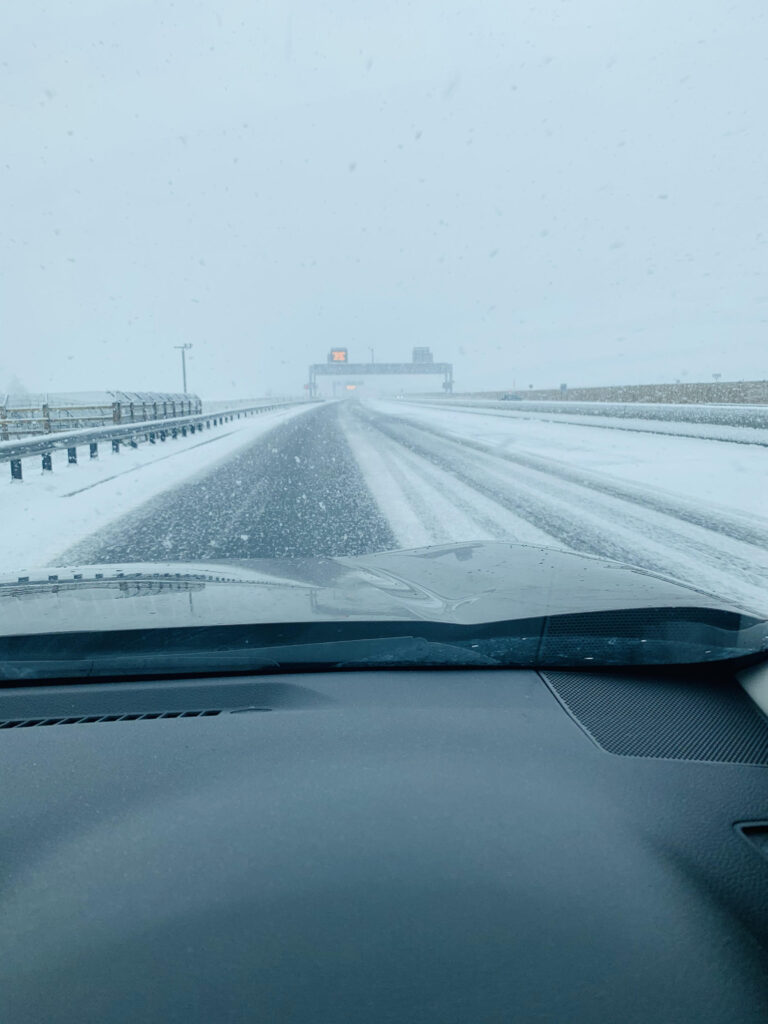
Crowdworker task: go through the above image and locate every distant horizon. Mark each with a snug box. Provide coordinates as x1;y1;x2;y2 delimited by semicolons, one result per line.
3;374;766;404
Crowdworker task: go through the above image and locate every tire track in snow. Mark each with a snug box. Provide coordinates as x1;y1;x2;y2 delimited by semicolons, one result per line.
378;407;768;550
342;407;557;549
348;403;768;614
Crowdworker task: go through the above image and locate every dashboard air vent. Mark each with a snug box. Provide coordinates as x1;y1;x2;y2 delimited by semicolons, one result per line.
0;709;223;728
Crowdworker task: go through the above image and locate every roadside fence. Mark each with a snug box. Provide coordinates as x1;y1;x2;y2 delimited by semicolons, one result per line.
0;398;318;482
0;392;202;442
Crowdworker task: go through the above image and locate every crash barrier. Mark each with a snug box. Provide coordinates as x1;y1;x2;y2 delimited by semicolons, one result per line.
0;399;319;482
402;397;768;430
202;398;299;415
0;392;202;441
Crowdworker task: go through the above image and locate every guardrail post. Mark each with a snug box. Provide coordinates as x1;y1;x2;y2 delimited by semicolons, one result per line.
90;442;98;459
112;401;121;424
42;452;52;472
206;419;211;429
10;459;22;481
0;397;8;441
42;403;52;434
160;430;166;441
112;440;120;454
172;427;178;439
149;432;156;444
67;447;77;465
181;426;187;437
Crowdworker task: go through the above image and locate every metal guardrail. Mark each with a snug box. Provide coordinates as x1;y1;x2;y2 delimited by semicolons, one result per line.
0;391;202;441
1;400;318;482
202;397;301;415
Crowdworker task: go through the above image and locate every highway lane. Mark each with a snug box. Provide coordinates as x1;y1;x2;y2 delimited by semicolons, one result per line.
64;403;396;564
62;398;768;615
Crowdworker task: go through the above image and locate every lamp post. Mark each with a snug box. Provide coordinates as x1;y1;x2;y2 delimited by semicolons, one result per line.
174;343;193;393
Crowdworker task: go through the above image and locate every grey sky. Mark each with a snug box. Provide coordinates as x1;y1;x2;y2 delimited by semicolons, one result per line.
3;1;767;397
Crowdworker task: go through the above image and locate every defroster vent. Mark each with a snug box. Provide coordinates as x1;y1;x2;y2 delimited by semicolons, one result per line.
541;671;768;765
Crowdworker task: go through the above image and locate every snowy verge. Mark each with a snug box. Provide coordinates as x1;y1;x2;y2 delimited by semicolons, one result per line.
0;403;319;572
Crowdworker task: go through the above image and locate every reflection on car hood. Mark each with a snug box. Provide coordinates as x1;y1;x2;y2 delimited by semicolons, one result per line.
0;541;756;637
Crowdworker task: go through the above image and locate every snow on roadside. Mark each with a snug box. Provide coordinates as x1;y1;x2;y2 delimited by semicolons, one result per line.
0;403;319;572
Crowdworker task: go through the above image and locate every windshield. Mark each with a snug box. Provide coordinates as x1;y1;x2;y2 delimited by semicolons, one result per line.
2;2;767;669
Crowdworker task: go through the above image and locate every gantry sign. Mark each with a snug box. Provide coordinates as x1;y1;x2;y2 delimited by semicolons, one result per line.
308;347;453;396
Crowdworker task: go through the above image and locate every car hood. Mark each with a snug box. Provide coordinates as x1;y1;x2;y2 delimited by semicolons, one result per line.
0;541;758;637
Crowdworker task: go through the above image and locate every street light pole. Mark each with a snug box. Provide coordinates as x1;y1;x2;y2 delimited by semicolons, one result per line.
174;343;193;393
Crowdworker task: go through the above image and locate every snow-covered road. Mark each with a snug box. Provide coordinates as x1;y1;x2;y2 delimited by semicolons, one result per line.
6;397;767;617
345;399;768;615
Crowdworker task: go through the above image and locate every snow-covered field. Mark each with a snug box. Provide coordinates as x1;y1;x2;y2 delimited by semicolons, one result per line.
0;403;317;571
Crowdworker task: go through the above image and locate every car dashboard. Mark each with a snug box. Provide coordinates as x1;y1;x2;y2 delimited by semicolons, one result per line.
1;664;768;1023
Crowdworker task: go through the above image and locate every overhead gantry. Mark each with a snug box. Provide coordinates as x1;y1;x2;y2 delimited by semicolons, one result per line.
308;347;453;397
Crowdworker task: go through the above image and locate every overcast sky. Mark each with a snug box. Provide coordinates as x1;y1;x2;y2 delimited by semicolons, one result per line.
2;1;767;398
